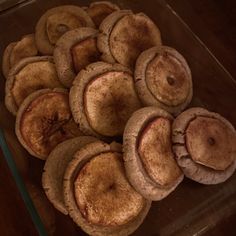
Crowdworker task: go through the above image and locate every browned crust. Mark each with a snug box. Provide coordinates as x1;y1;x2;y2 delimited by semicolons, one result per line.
82;6;88;11
54;27;99;88
2;42;17;78
123;106;184;200
87;1;120;27
172;107;236;184
5;56;55;115
97;10;132;63
63;141;151;236
69;61;132;139
42;136;97;215
35;5;95;55
15;88;68;160
109;13;162;68
9;34;38;66
135;46;193;115
2;34;38;78
89;1;120;10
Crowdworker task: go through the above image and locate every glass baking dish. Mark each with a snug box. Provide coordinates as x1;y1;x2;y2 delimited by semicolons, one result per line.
0;0;236;235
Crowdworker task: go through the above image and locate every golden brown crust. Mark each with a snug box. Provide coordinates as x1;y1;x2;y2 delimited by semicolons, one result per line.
109;13;162;68
146;54;190;105
15;88;83;160
42;136;97;215
186;117;234;170
84;71;141;137
74;152;145;226
97;10;132;63
5;56;63;115
123;107;184;200
2;34;38;78
54;27;99;87
9;34;38;67
2;42;17;78
138;118;182;186
35;5;95;55
63;141;151;236
135;46;192;115
70;61;141;139
72;37;100;73
172;107;236;184
87;1;120;27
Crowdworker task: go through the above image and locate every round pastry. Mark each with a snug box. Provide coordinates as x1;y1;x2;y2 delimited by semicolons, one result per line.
54;27;100;87
86;1;120;27
2;34;38;78
35;5;95;55
5;56;64;115
63;140;151;236
135;46;193;115
98;10;162;68
15;88;83;160
69;62;142;139
2;42;16;78
42;136;97;215
123;107;184;201
172;107;236;184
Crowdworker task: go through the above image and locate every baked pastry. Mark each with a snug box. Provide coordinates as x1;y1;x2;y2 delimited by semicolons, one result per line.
15;88;83;160
123;107;184;200
2;34;38;78
63;140;151;236
5;56;63;115
98;10;162;68
135;46;193;115
35;5;95;55
54;27;100;87
172;107;236;184
42;136;97;215
86;1;120;27
69;62;142;139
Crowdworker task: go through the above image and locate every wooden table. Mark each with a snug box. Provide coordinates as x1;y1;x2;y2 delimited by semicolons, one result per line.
0;1;236;235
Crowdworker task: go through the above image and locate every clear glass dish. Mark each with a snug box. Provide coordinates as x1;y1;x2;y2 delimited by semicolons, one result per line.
0;0;236;235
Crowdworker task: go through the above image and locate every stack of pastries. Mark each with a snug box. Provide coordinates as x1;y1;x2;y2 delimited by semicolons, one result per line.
2;1;236;235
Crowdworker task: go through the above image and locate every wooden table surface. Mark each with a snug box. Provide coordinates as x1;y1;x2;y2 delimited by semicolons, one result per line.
0;1;236;235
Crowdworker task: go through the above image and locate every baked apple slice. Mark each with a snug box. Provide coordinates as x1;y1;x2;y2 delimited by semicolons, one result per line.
70;62;142;138
172;107;236;184
135;46;193;115
42;136;97;215
5;56;63;115
35;5;95;55
15;88;83;160
98;10;162;68
54;27;100;87
86;1;120;27
63;140;151;236
123;107;183;200
2;34;38;78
